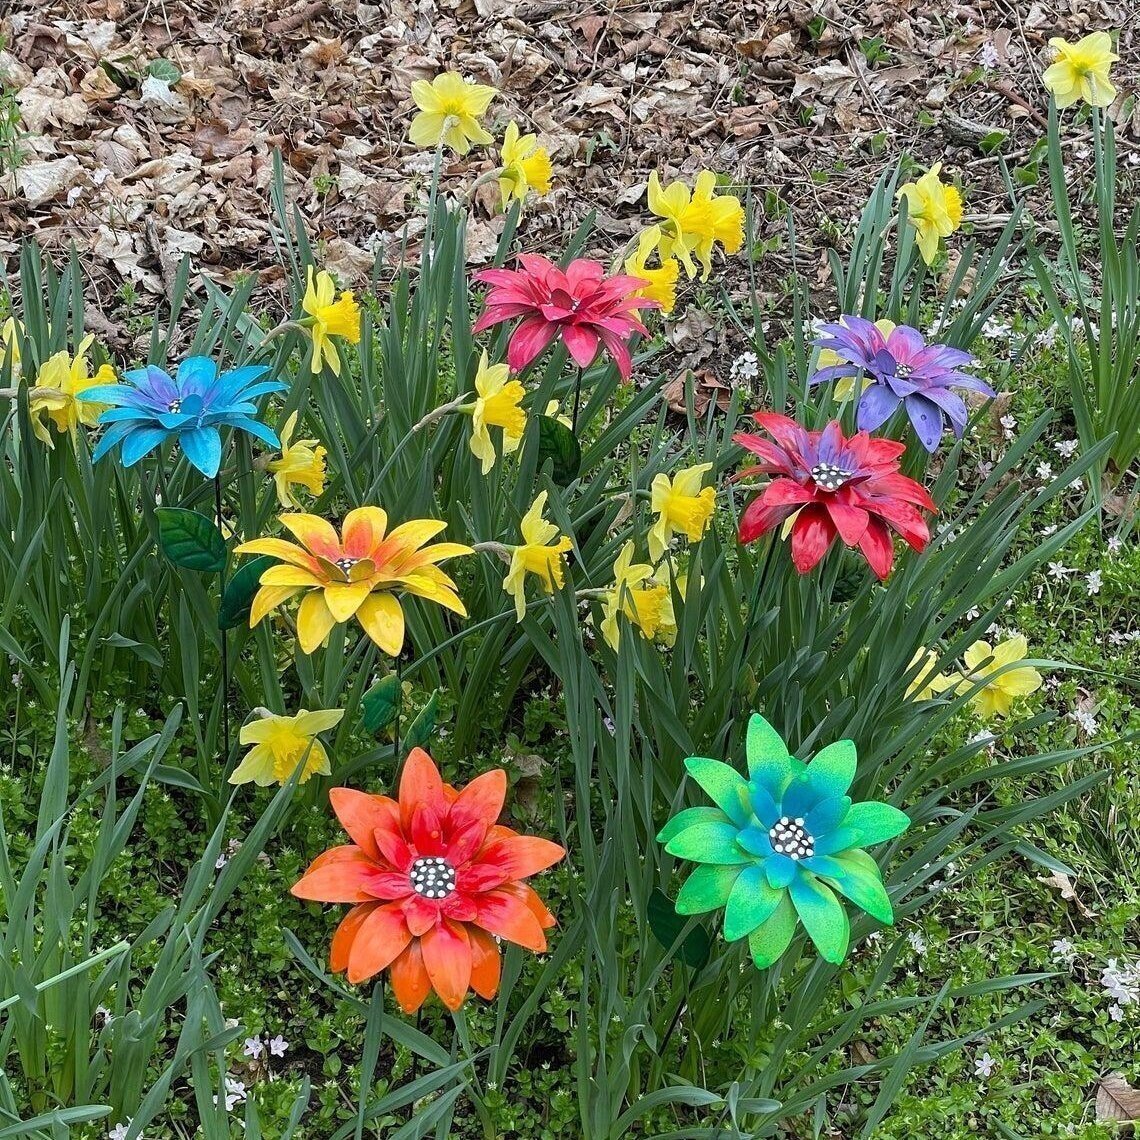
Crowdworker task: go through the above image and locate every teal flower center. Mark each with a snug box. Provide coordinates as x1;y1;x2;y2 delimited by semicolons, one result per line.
768;815;814;860
167;399;182;413
335;556;359;573
810;463;853;492
409;856;455;899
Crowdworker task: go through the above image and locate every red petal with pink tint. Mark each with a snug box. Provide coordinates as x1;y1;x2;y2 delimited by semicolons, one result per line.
790;507;837;574
402;893;440;937
329;902;377;973
475;835;565;880
507;315;560;372
474;887;549;951
448;768;507;833
468;927;502;1000
292;847;379;903
859;518;896;580
825;500;870;546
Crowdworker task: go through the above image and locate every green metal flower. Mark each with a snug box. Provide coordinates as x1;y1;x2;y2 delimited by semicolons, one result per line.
657;713;910;967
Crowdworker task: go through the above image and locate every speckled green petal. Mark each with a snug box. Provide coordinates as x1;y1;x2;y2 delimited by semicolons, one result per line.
789;873;849;964
684;756;751;826
747;893;798;969
657;806;731;846
745;713;803;795
675;864;745;916
723;865;784;941
665;821;750;864
803;739;857;800
818;848;894;925
815;801;910;854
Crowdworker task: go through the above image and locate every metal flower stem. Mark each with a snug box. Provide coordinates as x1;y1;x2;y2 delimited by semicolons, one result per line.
393;652;403;760
214;473;231;763
571;368;584;434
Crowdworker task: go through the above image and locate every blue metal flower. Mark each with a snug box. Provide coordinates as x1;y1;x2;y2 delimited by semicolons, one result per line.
658;713;910;967
80;357;286;477
811;316;994;452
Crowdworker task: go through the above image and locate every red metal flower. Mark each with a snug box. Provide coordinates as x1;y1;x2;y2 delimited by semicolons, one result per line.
291;748;565;1012
734;412;936;580
472;254;657;380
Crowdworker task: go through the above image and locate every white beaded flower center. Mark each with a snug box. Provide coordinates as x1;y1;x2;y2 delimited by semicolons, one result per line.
167;399;182;414
810;462;853;492
408;856;456;899
895;362;913;378
335;556;359;573
769;815;815;860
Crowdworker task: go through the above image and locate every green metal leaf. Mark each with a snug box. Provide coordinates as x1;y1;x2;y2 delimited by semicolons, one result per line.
362;673;402;734
403;690;439;751
534;414;581;486
155;507;227;573
218;555;274;629
647;886;711;969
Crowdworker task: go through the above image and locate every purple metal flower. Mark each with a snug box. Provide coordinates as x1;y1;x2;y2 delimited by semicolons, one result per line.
811;316;994;452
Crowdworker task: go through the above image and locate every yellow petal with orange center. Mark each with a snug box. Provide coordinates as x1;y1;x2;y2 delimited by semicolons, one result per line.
342;506;389;558
281;513;343;560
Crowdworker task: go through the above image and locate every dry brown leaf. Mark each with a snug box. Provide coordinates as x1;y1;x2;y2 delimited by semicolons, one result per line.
1096;1073;1140;1123
1036;871;1095;919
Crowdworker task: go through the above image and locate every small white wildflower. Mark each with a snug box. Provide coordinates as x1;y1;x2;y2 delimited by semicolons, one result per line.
1041;524;1058;536
243;1036;263;1059
108;1124;130;1140
1035;461;1053;480
1000;414;1017;440
1047;561;1072;579
976;461;994;479
1101;959;1139;1006
1110;1003;1126;1022
1051;938;1077;965
908;930;927;954
1106;536;1122;554
729;351;759;384
1055;439;1079;458
974;1051;997;1078
965;606;981;621
1071;708;1098;735
268;1034;289;1057
214;1076;246;1112
978;41;1000;68
1085;570;1102;596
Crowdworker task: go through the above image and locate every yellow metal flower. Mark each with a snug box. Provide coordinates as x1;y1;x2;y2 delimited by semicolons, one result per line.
230;707;344;786
815;318;897;402
467;351;527;474
896;163;963;266
28;335;109;447
301;267;361;377
409;72;497;154
1043;32;1118;108
624;226;680;315
904;648;956;702
502;491;573;621
267;411;327;508
600;541;675;652
647;171;744;281
648;462;715;561
498;120;553;210
236;507;472;657
960;635;1043;719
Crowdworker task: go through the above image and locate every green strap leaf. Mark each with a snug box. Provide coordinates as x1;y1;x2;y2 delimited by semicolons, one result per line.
647;887;711;969
403;690;439;751
155;507;227;573
362;673;402;734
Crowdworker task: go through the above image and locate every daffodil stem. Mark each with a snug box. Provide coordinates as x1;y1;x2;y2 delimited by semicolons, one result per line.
215;473;232;765
412;397;467;433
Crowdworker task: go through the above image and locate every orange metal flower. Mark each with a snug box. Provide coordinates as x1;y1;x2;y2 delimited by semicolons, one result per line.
236;507;471;657
291;748;565;1012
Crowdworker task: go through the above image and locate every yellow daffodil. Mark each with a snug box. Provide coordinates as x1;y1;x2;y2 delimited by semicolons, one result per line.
466;351;526;474
237;507;471;657
267;411;327;508
647;170;745;281
409;72;497;154
600;541;675;652
301;267;361;377
28;335;110;446
1043;33;1118;109
498;120;553;210
896;163;963;266
1;317;22;372
960;635;1043;719
815;318;897;401
502;491;573;620
230;707;344;786
544;399;572;429
904;648;956;702
624;226;680;315
648;462;716;561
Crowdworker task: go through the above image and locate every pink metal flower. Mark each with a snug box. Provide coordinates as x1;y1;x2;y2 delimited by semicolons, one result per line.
472;254;658;381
